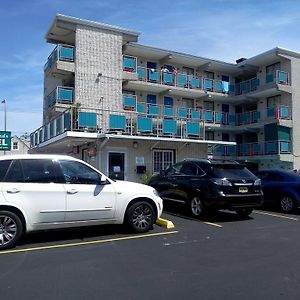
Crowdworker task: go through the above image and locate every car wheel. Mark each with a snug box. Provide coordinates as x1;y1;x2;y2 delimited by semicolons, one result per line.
125;201;155;233
235;208;253;218
189;196;205;217
280;195;296;213
0;211;23;250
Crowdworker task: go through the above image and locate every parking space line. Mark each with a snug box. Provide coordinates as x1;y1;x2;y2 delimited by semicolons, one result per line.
0;231;178;255
254;210;298;221
202;221;223;228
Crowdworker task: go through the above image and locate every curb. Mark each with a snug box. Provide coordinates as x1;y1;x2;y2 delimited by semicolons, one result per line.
156;218;175;229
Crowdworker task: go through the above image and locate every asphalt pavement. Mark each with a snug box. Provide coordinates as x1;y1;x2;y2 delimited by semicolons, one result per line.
1;205;300;300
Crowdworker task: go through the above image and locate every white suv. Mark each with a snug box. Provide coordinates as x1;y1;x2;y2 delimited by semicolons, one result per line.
0;155;163;249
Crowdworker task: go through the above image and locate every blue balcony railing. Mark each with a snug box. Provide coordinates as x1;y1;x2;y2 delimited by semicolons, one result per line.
44;45;75;71
47;87;74;107
266;70;289;85
213;140;291;157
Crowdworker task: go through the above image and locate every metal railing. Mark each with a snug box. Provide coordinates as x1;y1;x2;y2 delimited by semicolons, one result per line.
44;44;75;71
47;86;74;107
213;140;291;157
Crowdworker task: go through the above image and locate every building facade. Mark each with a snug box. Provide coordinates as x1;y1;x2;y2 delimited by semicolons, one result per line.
0;135;30;156
30;14;298;181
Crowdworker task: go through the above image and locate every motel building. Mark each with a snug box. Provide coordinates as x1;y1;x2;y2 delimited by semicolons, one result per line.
30;14;299;182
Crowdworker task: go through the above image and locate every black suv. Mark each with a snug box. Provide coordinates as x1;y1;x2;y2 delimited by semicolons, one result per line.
148;159;263;218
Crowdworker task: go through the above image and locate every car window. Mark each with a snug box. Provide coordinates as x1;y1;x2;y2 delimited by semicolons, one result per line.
23;159;61;183
166;162;183;176
58;160;101;184
5;160;24;182
0;160;12;181
180;163;204;176
211;165;256;180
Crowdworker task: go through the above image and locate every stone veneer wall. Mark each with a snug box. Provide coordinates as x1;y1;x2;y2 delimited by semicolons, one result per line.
75;25;123;131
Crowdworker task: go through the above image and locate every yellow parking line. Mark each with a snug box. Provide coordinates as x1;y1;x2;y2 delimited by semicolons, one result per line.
202;221;223;228
254;210;298;221
0;231;178;255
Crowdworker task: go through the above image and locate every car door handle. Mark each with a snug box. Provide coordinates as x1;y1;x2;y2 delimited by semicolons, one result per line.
7;188;20;194
67;189;78;195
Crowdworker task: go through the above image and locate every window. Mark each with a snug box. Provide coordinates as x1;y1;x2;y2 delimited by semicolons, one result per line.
182;67;194;76
0;160;12;181
7;159;61;183
5;160;24;182
180;163;204;176
266;62;280;74
153;149;175;173
267;95;281;108
12;142;19;150
205;131;214;140
204;101;214;111
59;160;101;184
182;98;194;108
203;71;214;79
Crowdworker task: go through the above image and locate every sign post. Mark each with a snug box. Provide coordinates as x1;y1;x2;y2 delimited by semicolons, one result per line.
0;131;11;151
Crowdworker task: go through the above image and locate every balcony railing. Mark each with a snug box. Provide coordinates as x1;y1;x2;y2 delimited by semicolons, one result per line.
44;44;75;71
213;140;291;157
47;86;74;107
30;105;208;147
266;70;289;85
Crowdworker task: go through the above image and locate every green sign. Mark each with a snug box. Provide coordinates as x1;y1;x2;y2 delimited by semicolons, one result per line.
0;131;11;151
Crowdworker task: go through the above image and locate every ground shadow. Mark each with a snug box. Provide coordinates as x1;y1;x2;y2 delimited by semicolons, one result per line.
162;202;253;223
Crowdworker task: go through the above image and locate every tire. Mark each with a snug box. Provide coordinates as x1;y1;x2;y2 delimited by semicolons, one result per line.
235;208;253;218
188;196;205;218
125;201;155;233
0;211;23;250
280;195;296;213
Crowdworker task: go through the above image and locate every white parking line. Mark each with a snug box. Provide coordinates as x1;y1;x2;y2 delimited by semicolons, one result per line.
254;210;298;221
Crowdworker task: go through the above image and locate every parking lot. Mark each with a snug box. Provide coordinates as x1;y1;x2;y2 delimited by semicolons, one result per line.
1;205;300;300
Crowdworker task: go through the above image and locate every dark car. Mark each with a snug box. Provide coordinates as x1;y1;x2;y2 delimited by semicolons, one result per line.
149;159;263;218
254;169;300;213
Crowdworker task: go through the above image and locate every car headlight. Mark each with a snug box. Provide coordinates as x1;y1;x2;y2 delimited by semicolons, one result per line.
211;178;232;186
254;179;261;186
153;189;160;197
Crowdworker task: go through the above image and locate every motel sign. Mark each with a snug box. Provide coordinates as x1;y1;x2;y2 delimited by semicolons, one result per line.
0;131;11;151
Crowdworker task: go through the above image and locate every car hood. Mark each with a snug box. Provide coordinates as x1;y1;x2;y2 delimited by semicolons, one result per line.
112;180;156;194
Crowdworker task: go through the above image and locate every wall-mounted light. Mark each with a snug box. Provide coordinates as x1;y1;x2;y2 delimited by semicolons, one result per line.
133;141;138;149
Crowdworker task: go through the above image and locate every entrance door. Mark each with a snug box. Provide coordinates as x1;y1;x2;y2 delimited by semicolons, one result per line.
108;152;125;180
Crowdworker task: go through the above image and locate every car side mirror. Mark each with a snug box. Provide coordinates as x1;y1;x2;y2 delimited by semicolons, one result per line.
100;174;107;185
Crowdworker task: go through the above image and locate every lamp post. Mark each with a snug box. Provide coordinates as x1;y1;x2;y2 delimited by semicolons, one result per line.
2;99;6;131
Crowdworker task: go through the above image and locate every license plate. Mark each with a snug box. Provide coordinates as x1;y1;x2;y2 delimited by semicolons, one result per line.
239;187;248;193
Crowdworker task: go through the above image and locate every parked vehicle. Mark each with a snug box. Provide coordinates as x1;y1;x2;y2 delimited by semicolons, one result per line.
0;155;163;249
254;169;300;213
149;159;263;218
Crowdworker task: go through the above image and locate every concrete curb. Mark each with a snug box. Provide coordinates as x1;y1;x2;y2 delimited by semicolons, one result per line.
156;218;175;229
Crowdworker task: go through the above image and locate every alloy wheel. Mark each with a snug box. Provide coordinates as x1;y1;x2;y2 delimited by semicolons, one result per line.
191;197;203;216
0;215;17;247
281;196;294;212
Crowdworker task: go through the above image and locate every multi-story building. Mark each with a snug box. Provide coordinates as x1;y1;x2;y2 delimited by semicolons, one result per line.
30;14;298;181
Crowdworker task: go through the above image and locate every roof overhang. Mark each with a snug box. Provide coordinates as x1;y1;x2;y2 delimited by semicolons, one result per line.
237;47;300;68
46;14;140;45
30;131;236;153
125;43;237;73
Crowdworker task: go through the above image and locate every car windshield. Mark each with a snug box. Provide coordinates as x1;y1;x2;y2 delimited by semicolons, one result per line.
211;165;256;180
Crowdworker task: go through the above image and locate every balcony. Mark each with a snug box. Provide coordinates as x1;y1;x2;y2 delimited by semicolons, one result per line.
213;140;291;157
123;56;230;96
47;87;74;107
44;44;75;72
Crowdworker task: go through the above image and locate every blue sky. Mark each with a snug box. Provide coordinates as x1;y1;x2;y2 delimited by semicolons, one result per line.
1;0;300;135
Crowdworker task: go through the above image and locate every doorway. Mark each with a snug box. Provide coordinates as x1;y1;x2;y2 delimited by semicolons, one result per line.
108;152;126;180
